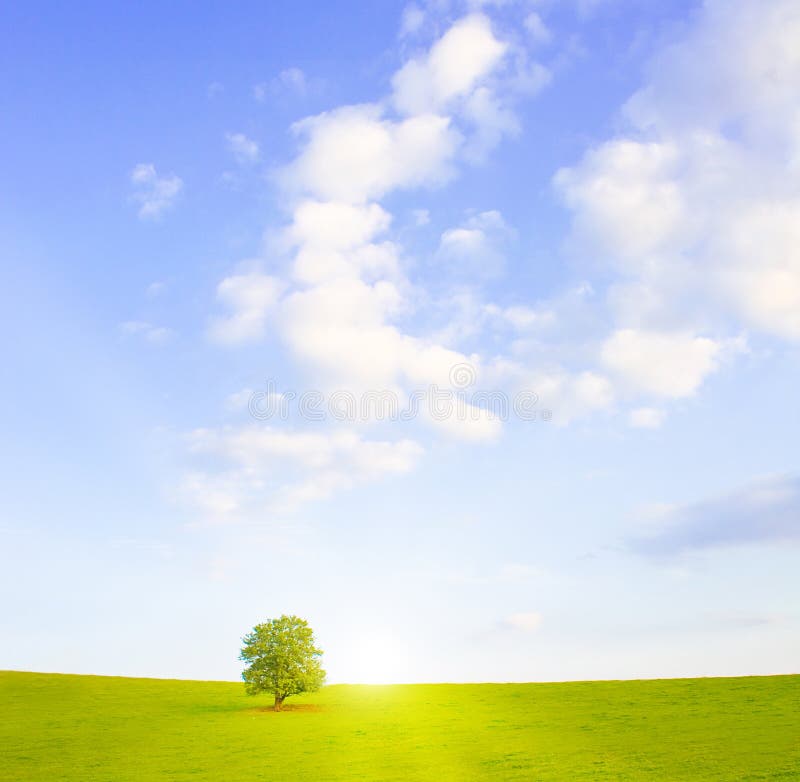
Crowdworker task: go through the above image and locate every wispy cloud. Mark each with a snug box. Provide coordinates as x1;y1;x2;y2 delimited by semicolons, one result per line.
399;3;425;38
225;132;260;165
254;67;310;102
630;474;800;557
120;320;173;344
182;427;424;517
145;280;167;298
437;209;510;278
129;163;183;219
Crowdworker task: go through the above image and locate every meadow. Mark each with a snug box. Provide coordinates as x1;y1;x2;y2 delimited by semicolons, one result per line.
1;671;798;780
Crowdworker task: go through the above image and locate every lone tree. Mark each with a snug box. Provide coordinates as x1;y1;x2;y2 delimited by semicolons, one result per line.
239;615;325;711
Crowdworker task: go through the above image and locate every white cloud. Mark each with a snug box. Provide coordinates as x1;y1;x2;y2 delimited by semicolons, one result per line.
391;12;547;162
287;200;393;258
280;277;474;392
284;104;461;203
570;370;615;413
276;67;307;94
496;304;555;331
438;210;509;275
557;0;800;345
623;0;800;139
298;200;394;248
120;320;173;344
130;163;182;219
273;197;417;389
555;140;685;271
225;132;260;165
600;329;724;399
630;473;800;557
487;360;613;425
462;85;522;161
629;407;666;429
184;426;424;515
199;4;560;519
392;14;508;115
208;272;283;345
439;227;490;258
183;0;800;529
146;280;167;298
412;208;430;226
424;401;503;442
524;12;551;45
544;0;800;436
189;426;418;473
268;17;518;417
479;283;596;343
715;201;800;341
254;67;308;102
180;471;243;517
399;3;425;37
504;611;542;632
225;388;257;412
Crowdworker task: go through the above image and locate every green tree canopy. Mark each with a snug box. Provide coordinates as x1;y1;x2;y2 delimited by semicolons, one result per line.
239;615;325;710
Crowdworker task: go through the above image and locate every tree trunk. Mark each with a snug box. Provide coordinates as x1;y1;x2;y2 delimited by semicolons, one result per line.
273;694;284;711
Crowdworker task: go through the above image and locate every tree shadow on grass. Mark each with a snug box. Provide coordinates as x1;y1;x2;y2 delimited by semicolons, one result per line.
245;703;326;714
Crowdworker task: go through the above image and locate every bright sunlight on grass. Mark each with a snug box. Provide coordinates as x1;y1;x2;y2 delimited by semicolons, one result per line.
1;671;798;780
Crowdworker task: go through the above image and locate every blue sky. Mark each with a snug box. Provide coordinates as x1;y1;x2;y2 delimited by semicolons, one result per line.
1;0;799;683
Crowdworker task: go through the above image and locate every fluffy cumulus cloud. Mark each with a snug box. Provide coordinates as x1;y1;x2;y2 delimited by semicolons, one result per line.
281;11;548;204
130;163;182;219
209;12;548;423
184;10;558;516
194;1;800;514
600;329;725;399
512;0;800;441
284;105;460;203
286;200;398;284
395;11;549;161
392;14;508;115
557;0;800;349
207;272;283;345
556;140;685;271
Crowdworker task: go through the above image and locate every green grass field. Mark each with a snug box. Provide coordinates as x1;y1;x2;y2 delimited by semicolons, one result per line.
1;671;798;780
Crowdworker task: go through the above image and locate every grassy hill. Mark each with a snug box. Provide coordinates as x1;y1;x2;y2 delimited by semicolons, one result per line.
1;671;798;780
